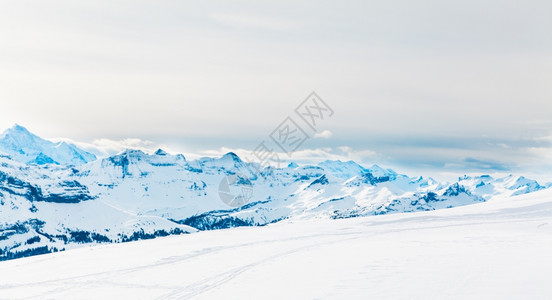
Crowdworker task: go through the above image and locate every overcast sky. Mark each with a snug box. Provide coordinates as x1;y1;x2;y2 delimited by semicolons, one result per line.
1;0;551;181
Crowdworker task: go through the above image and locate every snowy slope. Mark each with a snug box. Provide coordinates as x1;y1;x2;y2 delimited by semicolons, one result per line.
1;187;551;299
0;125;96;165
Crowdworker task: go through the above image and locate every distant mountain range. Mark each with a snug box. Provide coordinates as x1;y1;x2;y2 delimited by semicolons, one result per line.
0;125;549;261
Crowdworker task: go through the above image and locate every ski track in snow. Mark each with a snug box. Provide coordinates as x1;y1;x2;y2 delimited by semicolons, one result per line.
154;233;373;300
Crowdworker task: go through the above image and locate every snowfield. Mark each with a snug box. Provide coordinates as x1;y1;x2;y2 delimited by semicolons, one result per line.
1;188;551;299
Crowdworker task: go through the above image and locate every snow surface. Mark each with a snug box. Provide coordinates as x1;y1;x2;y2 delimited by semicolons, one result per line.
1;187;551;299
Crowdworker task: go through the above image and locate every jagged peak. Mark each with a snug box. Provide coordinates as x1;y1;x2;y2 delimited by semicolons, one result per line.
368;164;396;174
154;148;168;156
121;148;146;155
459;175;472;180
1;124;37;139
443;182;469;197
318;160;367;177
9;123;31;133
221;152;242;163
319;159;363;167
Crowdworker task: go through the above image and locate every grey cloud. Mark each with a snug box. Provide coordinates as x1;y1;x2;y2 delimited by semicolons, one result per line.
461;157;512;171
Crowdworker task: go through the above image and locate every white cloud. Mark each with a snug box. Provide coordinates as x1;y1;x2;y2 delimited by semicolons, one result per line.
314;130;333;139
191;146;377;168
51;137;165;157
527;146;552;161
336;146;377;161
210;13;299;31
535;134;552;143
2;1;551;174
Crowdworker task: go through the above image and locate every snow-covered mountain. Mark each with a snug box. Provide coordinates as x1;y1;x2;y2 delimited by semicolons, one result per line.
0;125;96;165
0;126;549;261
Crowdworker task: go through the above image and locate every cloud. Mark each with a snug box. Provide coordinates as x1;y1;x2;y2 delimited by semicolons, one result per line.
460;157;512;171
210;13;299;31
51;137;164;157
535;134;552;143
527;146;552;161
89;138;159;155
314;130;333;139
48;137;378;168
191;145;377;168
336;146;377;161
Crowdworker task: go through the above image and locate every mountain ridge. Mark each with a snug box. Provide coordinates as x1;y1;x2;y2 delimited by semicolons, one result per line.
0;125;549;261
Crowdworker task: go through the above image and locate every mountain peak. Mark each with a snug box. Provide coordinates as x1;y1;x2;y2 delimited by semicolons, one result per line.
0;124;96;165
318;160;367;179
119;149;147;157
2;124;35;138
155;148;168;156
10;123;28;131
222;152;242;162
